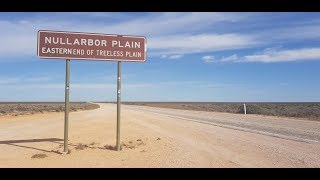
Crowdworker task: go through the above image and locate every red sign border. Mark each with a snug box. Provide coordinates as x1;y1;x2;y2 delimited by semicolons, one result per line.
37;30;147;62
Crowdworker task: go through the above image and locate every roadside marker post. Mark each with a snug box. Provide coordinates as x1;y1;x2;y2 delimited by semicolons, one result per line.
244;103;247;115
37;30;147;153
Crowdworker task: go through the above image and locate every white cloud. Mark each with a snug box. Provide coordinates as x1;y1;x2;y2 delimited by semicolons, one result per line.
159;54;184;59
0;13;253;60
256;24;320;43
149;33;256;56
68;12;133;19
160;55;167;59
168;54;183;59
210;47;320;63
220;54;239;62
100;12;244;36
160;54;183;59
2;12;320;61
202;55;215;62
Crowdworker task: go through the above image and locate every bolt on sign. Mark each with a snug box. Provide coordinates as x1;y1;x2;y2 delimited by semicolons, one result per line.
37;30;147;62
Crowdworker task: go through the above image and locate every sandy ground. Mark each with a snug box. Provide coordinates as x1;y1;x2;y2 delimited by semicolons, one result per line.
0;103;320;168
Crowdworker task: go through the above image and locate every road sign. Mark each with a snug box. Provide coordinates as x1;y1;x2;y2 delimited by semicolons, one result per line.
37;30;147;62
37;30;147;153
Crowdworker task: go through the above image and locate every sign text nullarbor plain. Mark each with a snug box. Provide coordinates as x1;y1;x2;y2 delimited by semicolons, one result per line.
44;37;142;49
37;30;146;62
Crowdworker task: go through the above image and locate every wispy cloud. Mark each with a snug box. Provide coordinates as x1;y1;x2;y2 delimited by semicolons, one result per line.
67;12;135;20
99;12;244;36
158;54;184;59
219;54;239;62
206;47;320;63
1;12;320;62
150;33;257;56
160;55;167;59
0;13;252;60
167;54;184;59
202;55;215;62
256;24;320;43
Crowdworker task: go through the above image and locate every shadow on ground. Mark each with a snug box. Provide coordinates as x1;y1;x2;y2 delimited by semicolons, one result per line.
0;138;64;154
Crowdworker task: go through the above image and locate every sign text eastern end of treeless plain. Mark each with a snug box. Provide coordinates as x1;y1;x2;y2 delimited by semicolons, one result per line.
37;30;147;62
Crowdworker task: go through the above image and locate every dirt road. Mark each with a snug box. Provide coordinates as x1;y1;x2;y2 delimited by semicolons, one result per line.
0;103;320;167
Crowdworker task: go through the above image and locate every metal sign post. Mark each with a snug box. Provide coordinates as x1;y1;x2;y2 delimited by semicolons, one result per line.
64;59;70;153
116;61;121;151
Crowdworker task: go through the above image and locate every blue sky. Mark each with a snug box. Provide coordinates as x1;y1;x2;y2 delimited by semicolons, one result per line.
0;12;320;102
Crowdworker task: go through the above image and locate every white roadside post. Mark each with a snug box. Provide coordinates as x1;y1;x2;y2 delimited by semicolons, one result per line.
244;103;247;114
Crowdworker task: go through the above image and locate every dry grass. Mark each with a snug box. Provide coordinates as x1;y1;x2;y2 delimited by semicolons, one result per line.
31;154;48;159
0;102;100;116
103;144;119;150
75;143;89;150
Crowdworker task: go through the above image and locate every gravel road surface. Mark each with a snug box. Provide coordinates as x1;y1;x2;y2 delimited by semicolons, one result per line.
0;103;319;167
